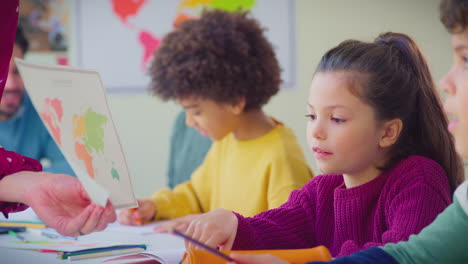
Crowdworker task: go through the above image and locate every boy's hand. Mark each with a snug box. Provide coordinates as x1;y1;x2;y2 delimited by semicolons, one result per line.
229;253;290;264
118;199;156;226
154;213;201;233
184;208;238;250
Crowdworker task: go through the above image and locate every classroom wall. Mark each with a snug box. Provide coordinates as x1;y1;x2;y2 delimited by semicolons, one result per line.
27;0;452;197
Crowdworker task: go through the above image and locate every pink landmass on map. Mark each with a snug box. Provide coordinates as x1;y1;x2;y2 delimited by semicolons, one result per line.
40;98;63;146
111;0;148;24
49;98;63;122
138;30;160;71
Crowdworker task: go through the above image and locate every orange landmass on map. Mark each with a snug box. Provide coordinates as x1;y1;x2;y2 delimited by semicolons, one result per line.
74;142;95;179
72;114;86;138
173;13;197;28
111;0;147;24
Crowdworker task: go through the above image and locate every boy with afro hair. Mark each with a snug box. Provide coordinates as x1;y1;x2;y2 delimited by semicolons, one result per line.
119;10;313;225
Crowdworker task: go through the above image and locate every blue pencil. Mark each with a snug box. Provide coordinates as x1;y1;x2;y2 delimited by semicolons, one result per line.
8;230;28;242
59;244;147;256
41;230;77;240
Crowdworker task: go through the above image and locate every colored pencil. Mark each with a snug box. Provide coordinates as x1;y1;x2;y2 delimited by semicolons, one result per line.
41;230;77;240
66;247;144;260
8;230;28;242
130;208;142;225
170;228;234;262
0;220;46;229
58;244;147;259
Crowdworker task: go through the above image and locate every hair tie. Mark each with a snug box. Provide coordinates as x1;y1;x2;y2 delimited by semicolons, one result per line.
376;39;389;46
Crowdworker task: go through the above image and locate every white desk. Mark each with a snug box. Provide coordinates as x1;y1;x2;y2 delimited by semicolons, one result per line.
0;221;185;264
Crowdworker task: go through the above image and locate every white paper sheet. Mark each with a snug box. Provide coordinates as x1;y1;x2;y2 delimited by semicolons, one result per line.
104;221;162;235
15;59;137;209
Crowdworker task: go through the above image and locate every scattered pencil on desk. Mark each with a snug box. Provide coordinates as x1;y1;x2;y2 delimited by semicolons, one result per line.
58;244;147;259
41;229;77;240
65;247;144;261
8;230;28;243
38;249;60;253
169;228;234;262
0;220;46;229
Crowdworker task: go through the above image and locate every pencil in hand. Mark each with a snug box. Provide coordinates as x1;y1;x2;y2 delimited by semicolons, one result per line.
130;208;142;225
169;228;234;262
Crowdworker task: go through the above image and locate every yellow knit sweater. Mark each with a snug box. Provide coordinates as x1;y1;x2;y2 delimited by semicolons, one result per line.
149;122;313;219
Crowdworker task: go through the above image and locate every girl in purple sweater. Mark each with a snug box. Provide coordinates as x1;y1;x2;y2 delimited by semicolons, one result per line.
181;32;465;258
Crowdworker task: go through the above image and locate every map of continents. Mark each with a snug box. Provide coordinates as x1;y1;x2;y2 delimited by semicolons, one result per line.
73;108;120;181
39;98;120;181
110;0;159;71
109;0;255;72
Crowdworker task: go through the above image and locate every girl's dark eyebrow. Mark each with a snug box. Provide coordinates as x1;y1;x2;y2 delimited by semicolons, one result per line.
307;103;350;110
454;45;468;53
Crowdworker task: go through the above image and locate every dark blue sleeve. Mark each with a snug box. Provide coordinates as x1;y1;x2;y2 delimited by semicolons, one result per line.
307;247;398;264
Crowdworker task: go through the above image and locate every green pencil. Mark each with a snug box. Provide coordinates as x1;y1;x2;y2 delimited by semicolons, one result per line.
8;230;28;243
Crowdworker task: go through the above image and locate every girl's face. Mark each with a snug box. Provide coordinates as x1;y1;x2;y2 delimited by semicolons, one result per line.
307;71;388;179
440;30;468;158
178;97;239;141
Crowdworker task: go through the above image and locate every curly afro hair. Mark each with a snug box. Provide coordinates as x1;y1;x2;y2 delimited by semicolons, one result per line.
149;9;281;111
440;0;468;33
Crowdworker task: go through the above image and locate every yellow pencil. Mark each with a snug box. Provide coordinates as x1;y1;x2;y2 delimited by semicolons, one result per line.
0;221;46;229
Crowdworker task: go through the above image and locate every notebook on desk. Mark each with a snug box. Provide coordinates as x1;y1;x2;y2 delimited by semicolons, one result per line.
84;249;186;264
0;222;186;264
104;221;162;235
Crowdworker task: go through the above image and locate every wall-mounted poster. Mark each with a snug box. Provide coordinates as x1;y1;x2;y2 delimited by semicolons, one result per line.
19;0;70;52
75;0;295;93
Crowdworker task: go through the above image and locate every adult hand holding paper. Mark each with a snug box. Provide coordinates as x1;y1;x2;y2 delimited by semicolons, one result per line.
0;170;116;237
28;173;116;236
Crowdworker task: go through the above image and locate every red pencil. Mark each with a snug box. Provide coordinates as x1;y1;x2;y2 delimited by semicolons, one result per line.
39;249;60;253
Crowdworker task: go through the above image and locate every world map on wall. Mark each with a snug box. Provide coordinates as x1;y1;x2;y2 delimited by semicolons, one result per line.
77;0;294;92
109;0;255;72
40;98;120;181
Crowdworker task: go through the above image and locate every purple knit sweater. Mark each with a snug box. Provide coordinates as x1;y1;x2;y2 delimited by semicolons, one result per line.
232;155;451;257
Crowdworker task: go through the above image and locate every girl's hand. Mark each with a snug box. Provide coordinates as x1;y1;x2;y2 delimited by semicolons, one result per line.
229;253;290;264
118;199;156;226
185;208;238;250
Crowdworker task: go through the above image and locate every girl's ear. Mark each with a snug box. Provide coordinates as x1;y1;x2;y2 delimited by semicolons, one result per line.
231;97;246;115
379;118;403;148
